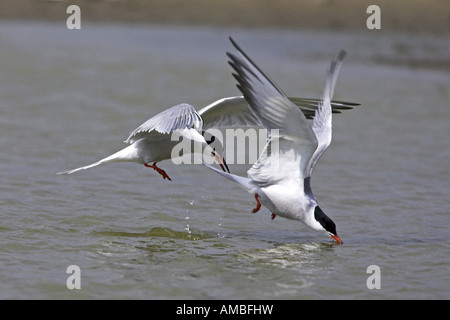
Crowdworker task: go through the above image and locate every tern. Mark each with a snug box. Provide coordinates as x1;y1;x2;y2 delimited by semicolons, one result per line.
58;94;357;180
204;38;348;244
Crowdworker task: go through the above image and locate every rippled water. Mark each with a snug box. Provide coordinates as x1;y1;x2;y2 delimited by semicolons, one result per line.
0;22;449;299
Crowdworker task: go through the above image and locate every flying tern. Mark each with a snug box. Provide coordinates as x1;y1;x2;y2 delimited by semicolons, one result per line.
204;38;349;243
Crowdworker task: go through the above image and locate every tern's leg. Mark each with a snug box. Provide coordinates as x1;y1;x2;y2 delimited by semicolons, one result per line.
144;162;172;181
252;193;261;213
271;213;276;220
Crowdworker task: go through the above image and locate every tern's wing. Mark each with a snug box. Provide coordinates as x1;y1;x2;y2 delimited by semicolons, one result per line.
307;51;346;177
125;103;202;143
198;96;359;130
290;97;358;119
227;37;318;187
198;96;261;130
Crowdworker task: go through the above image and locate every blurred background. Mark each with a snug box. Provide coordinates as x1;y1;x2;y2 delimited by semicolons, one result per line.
0;0;448;34
0;0;449;299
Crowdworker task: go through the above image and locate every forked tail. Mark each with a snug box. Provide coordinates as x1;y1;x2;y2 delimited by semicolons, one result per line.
57;144;137;174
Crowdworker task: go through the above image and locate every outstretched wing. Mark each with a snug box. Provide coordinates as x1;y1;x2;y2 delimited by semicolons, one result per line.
198;96;261;130
125;103;202;143
307;50;346;177
198;96;359;130
227;37;318;187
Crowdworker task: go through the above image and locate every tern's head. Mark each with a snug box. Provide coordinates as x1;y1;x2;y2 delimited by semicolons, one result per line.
313;206;343;244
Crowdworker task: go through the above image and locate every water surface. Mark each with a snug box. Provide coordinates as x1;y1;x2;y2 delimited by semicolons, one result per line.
0;22;449;299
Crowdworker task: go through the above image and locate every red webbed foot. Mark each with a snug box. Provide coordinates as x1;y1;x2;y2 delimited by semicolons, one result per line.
144;162;172;181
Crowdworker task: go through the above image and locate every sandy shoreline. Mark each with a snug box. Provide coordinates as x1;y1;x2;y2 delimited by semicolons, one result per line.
0;0;448;35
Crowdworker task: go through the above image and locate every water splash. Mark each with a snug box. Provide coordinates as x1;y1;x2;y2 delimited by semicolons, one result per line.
185;200;195;237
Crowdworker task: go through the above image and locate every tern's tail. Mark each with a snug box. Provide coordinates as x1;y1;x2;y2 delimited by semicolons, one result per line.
202;161;254;192
57;160;105;175
57;144;138;175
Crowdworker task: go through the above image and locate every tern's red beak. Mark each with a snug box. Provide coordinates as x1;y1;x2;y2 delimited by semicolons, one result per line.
331;234;343;244
212;151;230;173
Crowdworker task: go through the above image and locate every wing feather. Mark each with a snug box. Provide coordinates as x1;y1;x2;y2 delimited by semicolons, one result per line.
199;96;359;130
227;37;318;187
307;50;346;177
125;103;202;143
